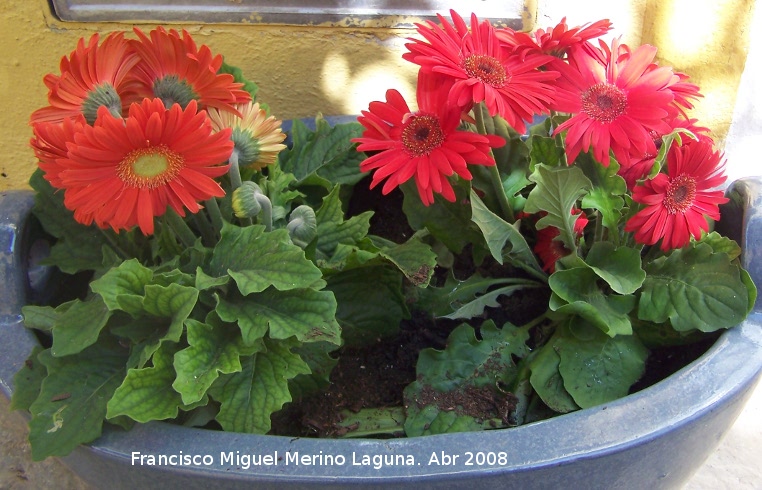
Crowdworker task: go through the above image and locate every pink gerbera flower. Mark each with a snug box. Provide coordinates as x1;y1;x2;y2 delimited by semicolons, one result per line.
625;138;728;250
403;10;558;134
551;39;675;166
353;73;504;206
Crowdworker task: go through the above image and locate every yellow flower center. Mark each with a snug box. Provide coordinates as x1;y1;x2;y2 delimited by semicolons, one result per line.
117;144;183;189
664;174;697;214
401;114;445;157
463;54;508;87
581;83;627;123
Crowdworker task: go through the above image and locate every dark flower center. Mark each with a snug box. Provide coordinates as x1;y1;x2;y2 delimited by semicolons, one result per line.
581;83;627;123
153;75;199;110
463;54;508;87
664;174;697;214
82;83;122;124
401;114;445;156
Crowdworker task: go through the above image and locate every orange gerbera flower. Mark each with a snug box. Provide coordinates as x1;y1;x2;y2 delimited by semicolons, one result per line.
60;98;233;235
126;27;251;113
30;32;140;125
30;116;87;188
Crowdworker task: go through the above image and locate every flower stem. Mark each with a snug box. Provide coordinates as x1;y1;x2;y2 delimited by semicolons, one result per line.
164;209;197;248
204;197;224;234
98;229;131;261
473;104;515;223
228;150;244;191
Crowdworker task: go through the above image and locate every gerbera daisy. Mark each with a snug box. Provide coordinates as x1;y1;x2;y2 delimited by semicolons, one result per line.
624;138;728;251
403;10;558;134
30;115;87;188
497;17;613;58
59;98;233;235
30;32;140;125
551;39;675;166
533;209;588;273
353;73;504;206
126;27;250;113
207;102;286;171
618;117;710;189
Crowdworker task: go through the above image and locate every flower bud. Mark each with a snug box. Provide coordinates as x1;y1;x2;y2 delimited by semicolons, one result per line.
232;181;263;219
287;205;317;248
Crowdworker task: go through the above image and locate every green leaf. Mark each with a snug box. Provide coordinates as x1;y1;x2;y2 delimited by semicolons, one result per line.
106;343;182;422
258;165;302;224
700;231;742;260
577;153;627;237
315;186;373;256
195;267;230;291
529;134;564;168
584;242;645;295
51;296;111;357
288;341;339;401
216;288;341;346
209;222;324;294
27;339;128;461
556;323;648;409
403;322;529;436
30;170;113;274
444;283;541;320
279;116;366;188
10;346;47;411
549;267;636;336
212;337;311;433
90;259;153;311
524;164;592;250
402;180;484;254
374;236;438;287
141;283;198;339
172;319;244;405
22;303;74;332
639;243;753;332
470;190;544;276
528;343;580;413
418;272;540;319
326;266;408;346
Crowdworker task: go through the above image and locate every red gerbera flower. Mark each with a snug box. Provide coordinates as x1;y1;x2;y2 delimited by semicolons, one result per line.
533;209;588;273
551;39;675;166
30;115;87;189
353;73;504;206
624;138;728;250
30;32;140;125
402;10;558;134
618;117;710;189
497;17;613;58
126;27;250;113
59;98;233;235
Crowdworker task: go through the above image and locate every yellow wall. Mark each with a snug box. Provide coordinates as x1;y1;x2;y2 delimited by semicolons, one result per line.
0;0;755;190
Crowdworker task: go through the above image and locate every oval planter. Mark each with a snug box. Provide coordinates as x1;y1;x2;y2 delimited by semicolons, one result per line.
1;176;761;490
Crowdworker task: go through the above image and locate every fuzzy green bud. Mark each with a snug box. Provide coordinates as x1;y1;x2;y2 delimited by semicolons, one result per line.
232;181;263;219
287;205;318;248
